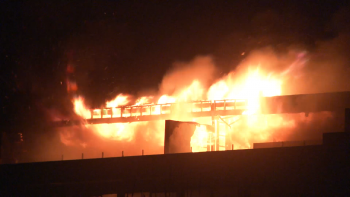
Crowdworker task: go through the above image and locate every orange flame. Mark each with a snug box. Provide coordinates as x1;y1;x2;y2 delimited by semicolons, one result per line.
73;96;91;119
106;94;129;108
190;125;212;152
67;62;304;152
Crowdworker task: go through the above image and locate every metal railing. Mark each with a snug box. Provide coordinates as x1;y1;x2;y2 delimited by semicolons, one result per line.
88;99;248;119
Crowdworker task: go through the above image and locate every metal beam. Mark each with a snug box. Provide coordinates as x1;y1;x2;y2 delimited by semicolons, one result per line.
52;91;350;127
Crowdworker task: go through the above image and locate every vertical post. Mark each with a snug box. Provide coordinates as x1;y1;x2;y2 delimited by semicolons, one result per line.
91;109;93;119
122;151;124;157
121;107;123;117
207;134;211;151
142;149;144;155
102;152;104;158
211;101;215;149
216;119;220;151
101;108;103;118
110;108;113;118
225;118;228;150
232;144;234;150
212;116;220;151
210;133;212;151
82;153;84;159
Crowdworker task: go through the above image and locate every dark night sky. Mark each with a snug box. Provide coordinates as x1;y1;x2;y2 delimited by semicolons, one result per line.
1;0;349;132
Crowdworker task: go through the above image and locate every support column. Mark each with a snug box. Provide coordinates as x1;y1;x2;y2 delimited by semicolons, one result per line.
212;116;220;151
216;118;220;151
225;119;229;150
211;101;220;151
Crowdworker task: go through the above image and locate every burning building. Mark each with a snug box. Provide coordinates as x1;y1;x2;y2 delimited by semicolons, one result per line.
3;1;350;196
2;52;350;196
0;52;344;162
52;53;347;160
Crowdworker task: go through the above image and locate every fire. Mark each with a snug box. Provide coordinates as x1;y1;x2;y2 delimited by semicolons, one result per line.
90;123;144;141
176;80;205;102
190;125;213;152
157;95;176;104
64;57;308;153
106;94;129;108
157;80;205;104
73;96;91;119
135;96;153;105
208;66;282;115
199;65;288;149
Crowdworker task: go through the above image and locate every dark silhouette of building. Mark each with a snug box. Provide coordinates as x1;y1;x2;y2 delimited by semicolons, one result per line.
0;130;349;196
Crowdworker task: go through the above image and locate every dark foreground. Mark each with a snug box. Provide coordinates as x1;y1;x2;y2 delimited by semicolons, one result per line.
1;132;349;197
